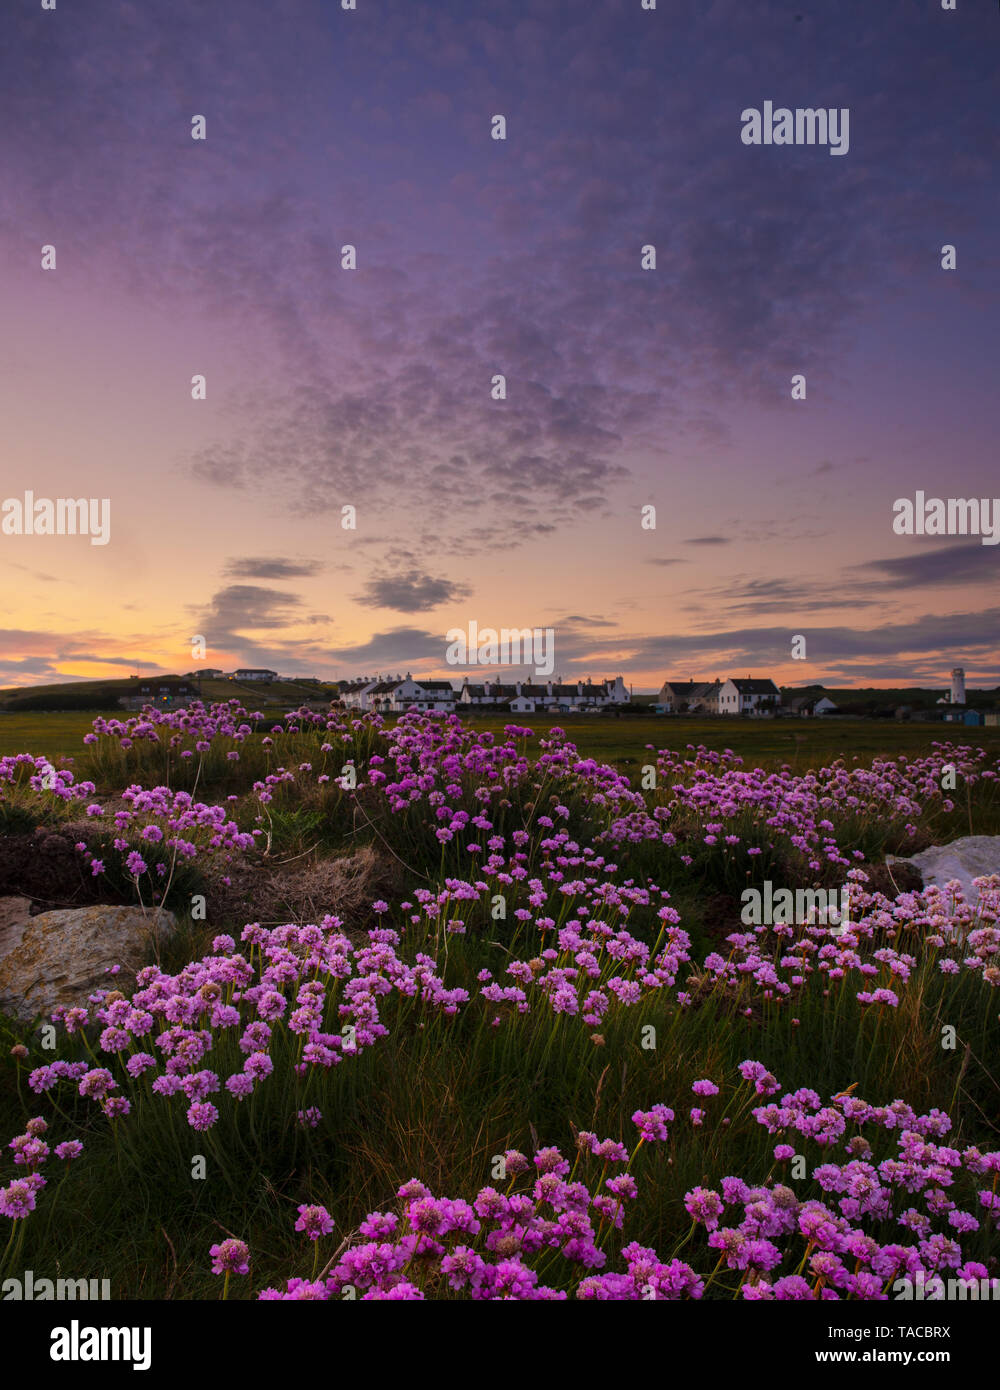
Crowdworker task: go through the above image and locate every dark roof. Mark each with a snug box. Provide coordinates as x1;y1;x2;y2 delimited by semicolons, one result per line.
729;678;780;694
661;680;720;698
416;680;455;691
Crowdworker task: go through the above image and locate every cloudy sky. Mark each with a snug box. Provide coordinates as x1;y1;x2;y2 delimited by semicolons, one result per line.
1;0;997;692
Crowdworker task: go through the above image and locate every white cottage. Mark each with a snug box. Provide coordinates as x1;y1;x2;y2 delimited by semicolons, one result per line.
717;677;781;715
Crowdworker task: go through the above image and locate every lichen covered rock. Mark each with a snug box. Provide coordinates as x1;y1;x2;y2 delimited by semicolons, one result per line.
0;901;176;1022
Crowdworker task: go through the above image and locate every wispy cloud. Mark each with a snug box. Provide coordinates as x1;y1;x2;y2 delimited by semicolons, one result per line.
224;558;323;580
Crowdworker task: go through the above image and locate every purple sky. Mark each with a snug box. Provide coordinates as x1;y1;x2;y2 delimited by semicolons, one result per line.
1;0;998;692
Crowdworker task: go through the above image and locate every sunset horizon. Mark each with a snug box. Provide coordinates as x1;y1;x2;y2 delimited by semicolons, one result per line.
2;1;997;692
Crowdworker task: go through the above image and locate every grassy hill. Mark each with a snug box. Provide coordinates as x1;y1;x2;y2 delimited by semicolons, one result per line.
0;674;339;712
780;684;1000;711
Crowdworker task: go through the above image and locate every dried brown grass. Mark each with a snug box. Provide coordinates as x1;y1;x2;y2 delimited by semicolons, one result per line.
201;845;407;939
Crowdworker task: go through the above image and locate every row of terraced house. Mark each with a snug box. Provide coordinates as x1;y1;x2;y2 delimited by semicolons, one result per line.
336;674;630;714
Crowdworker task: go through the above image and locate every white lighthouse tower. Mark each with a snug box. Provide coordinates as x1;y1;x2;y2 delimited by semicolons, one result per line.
950;668;966;705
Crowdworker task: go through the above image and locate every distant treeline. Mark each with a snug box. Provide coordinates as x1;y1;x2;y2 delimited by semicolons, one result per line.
784;686;1000;712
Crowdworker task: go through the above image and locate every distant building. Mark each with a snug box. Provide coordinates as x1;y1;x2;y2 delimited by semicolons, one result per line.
120;678;195;711
717;677;781;715
658;680;721;713
231;669;278;682
984;711;1000;727
365;677;421;712
659;678;786;715
337;678;380;708
944;707;983;726
366;675;456;714
951;668;966;705
790;695;838;717
410;679;458;708
459;676;628;711
134;680;194;697
459;679;517;706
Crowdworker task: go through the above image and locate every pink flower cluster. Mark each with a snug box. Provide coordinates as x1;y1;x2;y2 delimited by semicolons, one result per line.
603;741;995;874
701;867;1000;1012
0;1116;82;1220
0;753;96;804
239;1064;1000;1300
256;1131;702;1300
22;920;467;1136
88;699;263;749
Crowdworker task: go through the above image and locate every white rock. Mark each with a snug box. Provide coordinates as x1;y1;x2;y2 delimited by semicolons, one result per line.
886;836;1000;913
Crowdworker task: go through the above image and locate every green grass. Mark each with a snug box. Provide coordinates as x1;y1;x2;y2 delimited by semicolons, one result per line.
462;712;1000;774
3;707;999;770
0;711;99;759
2;907;996;1300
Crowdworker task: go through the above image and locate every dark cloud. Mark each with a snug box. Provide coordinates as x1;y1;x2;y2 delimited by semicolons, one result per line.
853;542;1000;590
0;658;63;680
52;653;142;667
327;627;446;669
686;574;879;618
451;608;999;687
577;610;1000;683
224;558;323;580
193;585;305;647
559;614;618;628
353;569;470;613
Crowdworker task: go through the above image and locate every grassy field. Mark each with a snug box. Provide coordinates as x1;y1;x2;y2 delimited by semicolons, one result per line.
0;711;101;759
2;705;999;1301
460;712;1000;773
3;707;999;772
